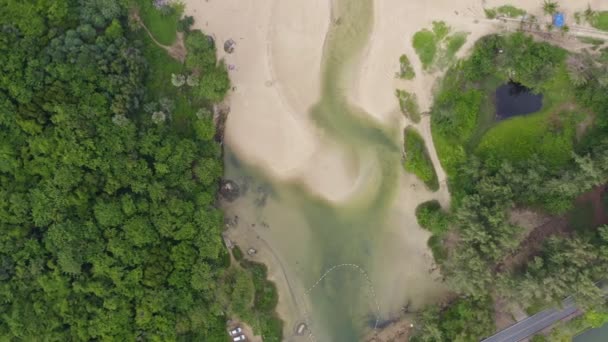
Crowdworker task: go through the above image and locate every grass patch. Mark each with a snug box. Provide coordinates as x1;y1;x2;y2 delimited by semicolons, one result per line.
395;89;421;123
412;29;437;70
496;5;527;18
136;0;183;45
590;11;608;31
475;110;576;169
413;21;467;71
404;127;439;191
396;54;416;80
485;5;526;19
577;36;605;46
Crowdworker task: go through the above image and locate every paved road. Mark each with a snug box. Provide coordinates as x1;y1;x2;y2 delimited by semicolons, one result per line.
482;297;579;342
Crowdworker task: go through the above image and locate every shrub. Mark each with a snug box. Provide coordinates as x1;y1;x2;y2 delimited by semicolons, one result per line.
413;29;437;70
177;15;194;32
395;89;421;122
416;200;449;234
484;8;497;19
397;54;416;80
232;245;244;261
404;127;439;191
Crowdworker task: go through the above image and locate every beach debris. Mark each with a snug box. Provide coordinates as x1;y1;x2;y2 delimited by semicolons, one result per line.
228;64;236;71
247;248;257;256
220;179;240;201
224;39;236;53
296;322;307;335
223;236;233;249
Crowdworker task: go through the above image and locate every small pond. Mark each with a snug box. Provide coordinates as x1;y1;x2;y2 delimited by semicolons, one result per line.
495;81;543;120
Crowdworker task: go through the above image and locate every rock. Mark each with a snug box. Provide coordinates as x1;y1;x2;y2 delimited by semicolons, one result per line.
220;180;240;201
247;248;257;256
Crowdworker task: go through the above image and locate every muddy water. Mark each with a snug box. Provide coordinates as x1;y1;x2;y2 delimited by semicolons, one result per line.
222;1;446;340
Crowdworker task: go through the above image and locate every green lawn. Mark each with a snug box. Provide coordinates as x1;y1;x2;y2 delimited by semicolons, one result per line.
404;127;439;191
590;11;608;31
475;110;576;169
137;0;183;45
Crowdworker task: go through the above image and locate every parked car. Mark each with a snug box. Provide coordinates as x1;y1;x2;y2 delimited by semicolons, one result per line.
229;327;242;336
233;335;246;342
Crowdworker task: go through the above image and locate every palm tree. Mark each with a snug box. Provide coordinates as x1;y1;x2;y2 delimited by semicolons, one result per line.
584;5;596;23
543;0;558;15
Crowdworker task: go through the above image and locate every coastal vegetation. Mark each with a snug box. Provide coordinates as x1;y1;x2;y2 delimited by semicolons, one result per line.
0;0;275;340
412;296;494;342
225;250;283;341
415;200;449;261
484;5;527;19
412;21;467;71
574;5;608;31
395;89;421;122
396;54;416;80
413;31;608;340
404;128;439;191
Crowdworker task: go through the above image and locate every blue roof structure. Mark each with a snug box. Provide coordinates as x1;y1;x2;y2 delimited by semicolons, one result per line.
553;12;565;28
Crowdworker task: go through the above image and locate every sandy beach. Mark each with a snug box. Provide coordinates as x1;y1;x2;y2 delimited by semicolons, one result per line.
183;0;608;339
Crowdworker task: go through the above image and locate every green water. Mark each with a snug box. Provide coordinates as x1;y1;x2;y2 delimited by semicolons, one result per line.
223;0;444;340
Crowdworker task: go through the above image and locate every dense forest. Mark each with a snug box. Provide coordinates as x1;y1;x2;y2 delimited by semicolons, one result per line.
413;33;608;340
0;1;281;340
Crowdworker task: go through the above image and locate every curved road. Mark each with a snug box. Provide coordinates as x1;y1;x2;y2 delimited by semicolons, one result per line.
482;297;579;342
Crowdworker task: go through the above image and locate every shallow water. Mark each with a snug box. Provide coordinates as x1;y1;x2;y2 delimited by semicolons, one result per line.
222;1;446;340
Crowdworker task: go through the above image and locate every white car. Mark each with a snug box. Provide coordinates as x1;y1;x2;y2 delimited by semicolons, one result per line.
229;327;242;336
233;335;246;342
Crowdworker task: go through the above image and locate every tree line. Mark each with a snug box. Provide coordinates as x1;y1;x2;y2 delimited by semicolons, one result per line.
0;0;236;340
